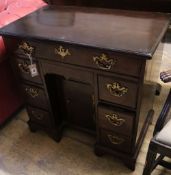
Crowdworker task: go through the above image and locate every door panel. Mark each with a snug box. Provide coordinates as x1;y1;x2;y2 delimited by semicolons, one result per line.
63;80;95;131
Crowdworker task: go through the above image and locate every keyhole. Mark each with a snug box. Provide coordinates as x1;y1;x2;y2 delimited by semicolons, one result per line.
66;99;71;104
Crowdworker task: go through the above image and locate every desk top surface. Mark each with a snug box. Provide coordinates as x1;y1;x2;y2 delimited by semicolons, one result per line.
0;5;170;57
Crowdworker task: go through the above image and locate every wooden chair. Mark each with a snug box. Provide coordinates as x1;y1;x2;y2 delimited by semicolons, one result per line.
142;70;171;175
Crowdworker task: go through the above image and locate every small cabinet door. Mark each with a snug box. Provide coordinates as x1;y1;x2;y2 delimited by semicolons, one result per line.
63;80;95;131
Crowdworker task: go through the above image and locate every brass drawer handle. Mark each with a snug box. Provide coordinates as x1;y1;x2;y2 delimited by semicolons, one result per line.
25;87;39;98
18;62;29;74
54;46;71;58
105;114;125;127
106;82;128;97
107;134;124;145
31;110;44;120
18;42;34;56
93;54;116;70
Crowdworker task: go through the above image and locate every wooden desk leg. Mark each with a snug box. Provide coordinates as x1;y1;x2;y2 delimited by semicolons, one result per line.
155;83;162;96
28;120;38;133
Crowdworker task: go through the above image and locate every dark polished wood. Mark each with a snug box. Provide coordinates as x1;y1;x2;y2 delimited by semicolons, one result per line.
98;105;134;136
13;57;42;84
0;6;170;57
49;0;171;13
27;106;51;128
0;6;169;170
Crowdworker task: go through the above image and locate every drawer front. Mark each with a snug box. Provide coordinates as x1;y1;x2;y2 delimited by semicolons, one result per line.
100;129;132;153
14;57;42;84
22;84;49;110
98;76;138;108
41;61;94;85
27;106;51;127
29;41;141;77
98;105;134;136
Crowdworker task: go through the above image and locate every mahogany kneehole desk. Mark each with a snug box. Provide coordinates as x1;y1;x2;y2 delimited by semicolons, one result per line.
0;5;169;170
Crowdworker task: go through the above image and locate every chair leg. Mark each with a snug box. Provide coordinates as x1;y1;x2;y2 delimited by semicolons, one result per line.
143;148;157;175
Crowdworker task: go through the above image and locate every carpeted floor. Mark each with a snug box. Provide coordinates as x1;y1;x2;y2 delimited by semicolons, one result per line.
0;31;171;175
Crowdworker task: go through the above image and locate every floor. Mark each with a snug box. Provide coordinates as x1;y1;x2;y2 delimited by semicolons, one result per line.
0;31;171;175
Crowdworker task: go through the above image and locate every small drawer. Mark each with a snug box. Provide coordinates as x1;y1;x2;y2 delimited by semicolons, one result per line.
33;41;141;77
98;76;138;108
22;84;49;110
14;58;42;84
27;106;51;127
98;105;134;136
100;129;132;153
